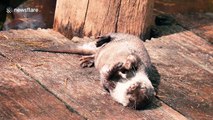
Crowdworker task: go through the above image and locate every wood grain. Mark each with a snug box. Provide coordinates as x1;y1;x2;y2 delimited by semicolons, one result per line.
0;59;84;120
0;29;189;120
2;28;213;119
54;0;154;40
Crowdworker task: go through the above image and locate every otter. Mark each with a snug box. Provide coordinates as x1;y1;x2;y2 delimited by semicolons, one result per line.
33;33;156;109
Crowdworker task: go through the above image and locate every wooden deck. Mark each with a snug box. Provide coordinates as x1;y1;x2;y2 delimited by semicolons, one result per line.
0;13;212;120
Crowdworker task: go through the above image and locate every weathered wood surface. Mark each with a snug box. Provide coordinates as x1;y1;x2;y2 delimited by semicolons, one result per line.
174;13;213;44
148;13;213;119
0;29;189;120
154;0;213;14
0;52;84;119
145;31;213;120
54;0;154;40
0;27;212;119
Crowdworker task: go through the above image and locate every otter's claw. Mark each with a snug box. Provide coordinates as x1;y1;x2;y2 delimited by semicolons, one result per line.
80;55;94;68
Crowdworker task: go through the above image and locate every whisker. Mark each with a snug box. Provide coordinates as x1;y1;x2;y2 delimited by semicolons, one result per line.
132;66;136;75
144;94;149;99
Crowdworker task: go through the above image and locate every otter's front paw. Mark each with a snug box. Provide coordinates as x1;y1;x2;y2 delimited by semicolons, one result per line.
80;55;94;68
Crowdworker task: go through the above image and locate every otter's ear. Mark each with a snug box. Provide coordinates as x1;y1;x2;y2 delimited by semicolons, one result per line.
96;35;111;47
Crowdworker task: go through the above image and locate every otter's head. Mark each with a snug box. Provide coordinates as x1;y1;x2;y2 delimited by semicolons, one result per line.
110;72;155;109
101;54;155;109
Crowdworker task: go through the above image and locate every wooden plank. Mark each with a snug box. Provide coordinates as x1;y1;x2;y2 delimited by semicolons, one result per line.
174;13;213;44
0;29;187;119
145;31;213;120
0;61;84;120
154;0;213;14
3;28;212;119
16;51;186;120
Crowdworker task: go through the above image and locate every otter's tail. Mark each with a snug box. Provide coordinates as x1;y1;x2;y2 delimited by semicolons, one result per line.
32;42;97;55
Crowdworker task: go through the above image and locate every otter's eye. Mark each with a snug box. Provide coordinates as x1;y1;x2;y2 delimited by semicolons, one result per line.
121;69;127;74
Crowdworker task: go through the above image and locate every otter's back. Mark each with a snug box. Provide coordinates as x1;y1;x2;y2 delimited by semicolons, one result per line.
95;34;151;70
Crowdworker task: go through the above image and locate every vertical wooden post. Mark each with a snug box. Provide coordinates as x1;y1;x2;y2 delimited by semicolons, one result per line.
54;0;154;40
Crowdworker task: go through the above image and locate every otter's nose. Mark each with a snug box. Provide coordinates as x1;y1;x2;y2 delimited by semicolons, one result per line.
126;82;155;109
127;82;142;94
